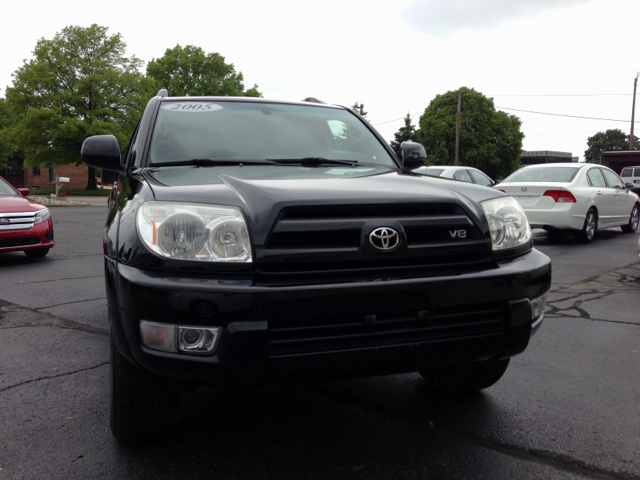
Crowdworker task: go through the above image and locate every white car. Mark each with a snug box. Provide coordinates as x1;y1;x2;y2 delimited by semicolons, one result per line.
620;165;640;194
415;165;495;187
495;163;640;243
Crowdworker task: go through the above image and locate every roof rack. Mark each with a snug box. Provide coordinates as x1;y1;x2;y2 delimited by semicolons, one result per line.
302;97;326;104
157;89;168;98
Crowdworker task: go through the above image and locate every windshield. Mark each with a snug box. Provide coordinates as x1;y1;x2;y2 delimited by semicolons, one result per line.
417;167;445;177
148;101;397;167
0;177;18;195
504;167;579;183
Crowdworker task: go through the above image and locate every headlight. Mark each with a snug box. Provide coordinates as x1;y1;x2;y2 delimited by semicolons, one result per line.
34;208;51;224
137;202;252;262
481;196;531;250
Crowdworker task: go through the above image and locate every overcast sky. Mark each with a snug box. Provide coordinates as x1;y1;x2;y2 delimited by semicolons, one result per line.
1;0;638;161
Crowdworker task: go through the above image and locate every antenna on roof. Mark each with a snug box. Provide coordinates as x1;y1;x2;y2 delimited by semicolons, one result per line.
157;89;168;98
302;97;326;104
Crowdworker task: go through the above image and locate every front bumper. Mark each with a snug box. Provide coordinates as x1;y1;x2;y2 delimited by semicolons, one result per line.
0;218;54;253
108;249;551;388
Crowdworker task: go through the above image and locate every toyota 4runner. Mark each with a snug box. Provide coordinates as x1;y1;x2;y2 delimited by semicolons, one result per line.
82;91;551;443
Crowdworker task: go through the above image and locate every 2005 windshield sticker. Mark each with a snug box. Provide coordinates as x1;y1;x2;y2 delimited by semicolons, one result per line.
161;103;223;112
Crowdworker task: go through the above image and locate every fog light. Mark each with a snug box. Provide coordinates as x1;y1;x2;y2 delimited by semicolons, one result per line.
179;326;221;354
531;292;548;319
140;321;176;352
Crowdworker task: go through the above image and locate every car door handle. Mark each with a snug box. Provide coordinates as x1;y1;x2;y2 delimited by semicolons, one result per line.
596;191;602;196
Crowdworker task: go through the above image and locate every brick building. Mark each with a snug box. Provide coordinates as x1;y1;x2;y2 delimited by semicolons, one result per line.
1;164;88;190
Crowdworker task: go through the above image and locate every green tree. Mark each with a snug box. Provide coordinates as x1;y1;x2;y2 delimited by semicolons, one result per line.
5;24;153;189
584;129;638;163
416;87;523;179
351;101;368;119
0;97;24;169
390;113;417;158
146;45;261;97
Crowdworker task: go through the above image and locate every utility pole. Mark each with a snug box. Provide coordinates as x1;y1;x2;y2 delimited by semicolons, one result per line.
630;73;638;149
455;91;461;166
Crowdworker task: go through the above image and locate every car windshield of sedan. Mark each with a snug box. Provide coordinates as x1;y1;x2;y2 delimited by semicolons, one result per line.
418;167;446;177
148;101;397;168
0;177;18;195
504;167;579;183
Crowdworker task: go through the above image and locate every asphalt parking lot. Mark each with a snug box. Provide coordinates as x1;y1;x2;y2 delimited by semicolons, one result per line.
1;205;639;480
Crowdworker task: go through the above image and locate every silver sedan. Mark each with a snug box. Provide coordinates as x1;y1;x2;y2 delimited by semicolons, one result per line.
415;165;495;187
494;163;640;243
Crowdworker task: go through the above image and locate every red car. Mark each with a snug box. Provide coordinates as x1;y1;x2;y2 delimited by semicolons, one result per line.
0;175;54;257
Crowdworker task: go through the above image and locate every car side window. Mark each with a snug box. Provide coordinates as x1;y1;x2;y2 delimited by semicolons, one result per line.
453;169;473;183
469;170;493;187
586;168;606;187
602;169;624;189
123;122;140;167
621;168;632;177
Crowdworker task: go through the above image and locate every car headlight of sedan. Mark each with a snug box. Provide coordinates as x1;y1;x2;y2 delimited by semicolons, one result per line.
481;196;531;250
34;208;51;224
137;202;252;262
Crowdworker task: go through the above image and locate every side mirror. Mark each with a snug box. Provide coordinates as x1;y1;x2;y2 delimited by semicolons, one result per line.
17;188;30;197
81;135;124;172
626;183;635;190
400;141;427;170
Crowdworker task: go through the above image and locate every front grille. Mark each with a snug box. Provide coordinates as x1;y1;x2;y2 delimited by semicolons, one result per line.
268;229;361;249
268;302;507;357
257;249;489;273
279;204;463;220
0;236;41;249
0;211;37;232
258;203;491;274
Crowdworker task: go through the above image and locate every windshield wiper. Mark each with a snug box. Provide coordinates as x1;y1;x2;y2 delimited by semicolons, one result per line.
148;159;271;168
269;157;358;167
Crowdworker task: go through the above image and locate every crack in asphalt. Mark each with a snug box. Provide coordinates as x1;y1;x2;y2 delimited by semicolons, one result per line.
308;387;640;480
545;266;640;326
0;362;109;394
13;275;103;286
48;254;103;259
545;314;640;327
56;318;109;336
34;297;106;310
552;261;640;287
0;301;109;337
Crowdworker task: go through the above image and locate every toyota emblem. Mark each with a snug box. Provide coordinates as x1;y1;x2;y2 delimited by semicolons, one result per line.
0;218;10;225
369;227;400;251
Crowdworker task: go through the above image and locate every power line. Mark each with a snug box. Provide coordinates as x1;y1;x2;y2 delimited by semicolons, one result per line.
372;107;640;127
368;93;633;121
496;106;639;123
372;115;419;126
489;93;632;97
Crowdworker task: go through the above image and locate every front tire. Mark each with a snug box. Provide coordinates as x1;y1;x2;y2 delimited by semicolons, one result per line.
621;203;639;233
24;247;50;258
419;359;510;393
110;337;180;443
576;209;597;243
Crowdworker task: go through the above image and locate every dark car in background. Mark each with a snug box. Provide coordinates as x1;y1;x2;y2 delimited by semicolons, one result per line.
0;176;54;257
82;92;551;443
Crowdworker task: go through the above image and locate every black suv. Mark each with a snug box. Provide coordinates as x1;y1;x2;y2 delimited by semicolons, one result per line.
82;92;551;443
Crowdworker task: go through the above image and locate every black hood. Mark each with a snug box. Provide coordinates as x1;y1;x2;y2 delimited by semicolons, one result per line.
143;166;503;245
